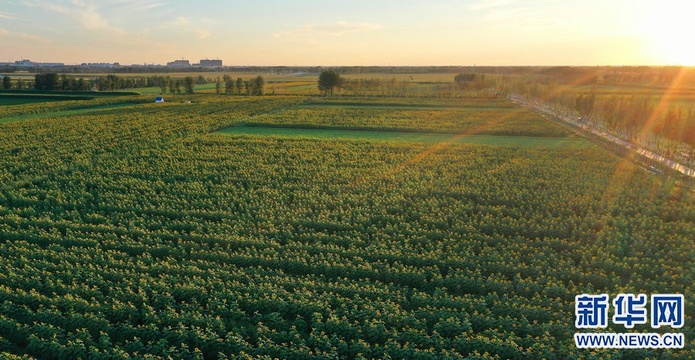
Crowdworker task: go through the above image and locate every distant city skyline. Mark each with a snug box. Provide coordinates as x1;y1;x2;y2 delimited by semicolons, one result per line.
0;0;692;66
0;57;224;68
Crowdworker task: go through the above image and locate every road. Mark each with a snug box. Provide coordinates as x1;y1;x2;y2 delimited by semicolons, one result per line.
510;95;695;178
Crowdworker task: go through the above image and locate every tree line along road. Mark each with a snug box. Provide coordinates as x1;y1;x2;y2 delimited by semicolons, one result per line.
509;94;695;178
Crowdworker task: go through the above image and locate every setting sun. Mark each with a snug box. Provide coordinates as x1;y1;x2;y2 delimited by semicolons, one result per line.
640;1;695;65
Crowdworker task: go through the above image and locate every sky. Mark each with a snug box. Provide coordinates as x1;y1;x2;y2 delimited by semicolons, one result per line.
0;0;692;66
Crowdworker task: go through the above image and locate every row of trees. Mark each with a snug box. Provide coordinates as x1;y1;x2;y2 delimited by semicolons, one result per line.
31;73;144;91
0;74;212;92
503;73;695;157
158;76;196;95
2;72;268;96
3;75;35;90
575;93;695;147
215;75;265;96
29;73;151;91
315;70;503;98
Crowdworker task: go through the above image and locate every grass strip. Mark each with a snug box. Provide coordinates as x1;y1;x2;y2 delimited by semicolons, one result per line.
218;125;591;147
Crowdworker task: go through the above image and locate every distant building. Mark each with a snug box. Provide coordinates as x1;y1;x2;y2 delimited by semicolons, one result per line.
12;59;64;67
200;59;223;67
167;59;192;68
14;59;34;66
155;97;164;103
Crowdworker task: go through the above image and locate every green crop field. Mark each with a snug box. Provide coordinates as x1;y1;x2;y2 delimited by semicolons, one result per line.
0;97;54;106
242;98;572;137
218;125;590;148
0;92;693;359
0;94;93;106
0;94;150;124
0;102;146;124
0;96;66;106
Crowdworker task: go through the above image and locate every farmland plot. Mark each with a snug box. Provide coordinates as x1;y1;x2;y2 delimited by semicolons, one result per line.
0;95;693;359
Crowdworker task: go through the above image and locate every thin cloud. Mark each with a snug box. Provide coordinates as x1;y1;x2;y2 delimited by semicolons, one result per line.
170;16;212;40
195;28;211;40
275;21;383;39
19;32;52;43
75;7;111;31
467;0;518;11
139;2;164;11
100;0;165;12
23;1;70;14
0;11;17;19
0;27;51;43
22;0;161;34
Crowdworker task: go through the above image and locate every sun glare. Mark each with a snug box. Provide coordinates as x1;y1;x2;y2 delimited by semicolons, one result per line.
640;2;695;65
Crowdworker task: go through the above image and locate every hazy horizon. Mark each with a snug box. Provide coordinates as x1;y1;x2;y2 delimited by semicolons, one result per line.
1;0;692;67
